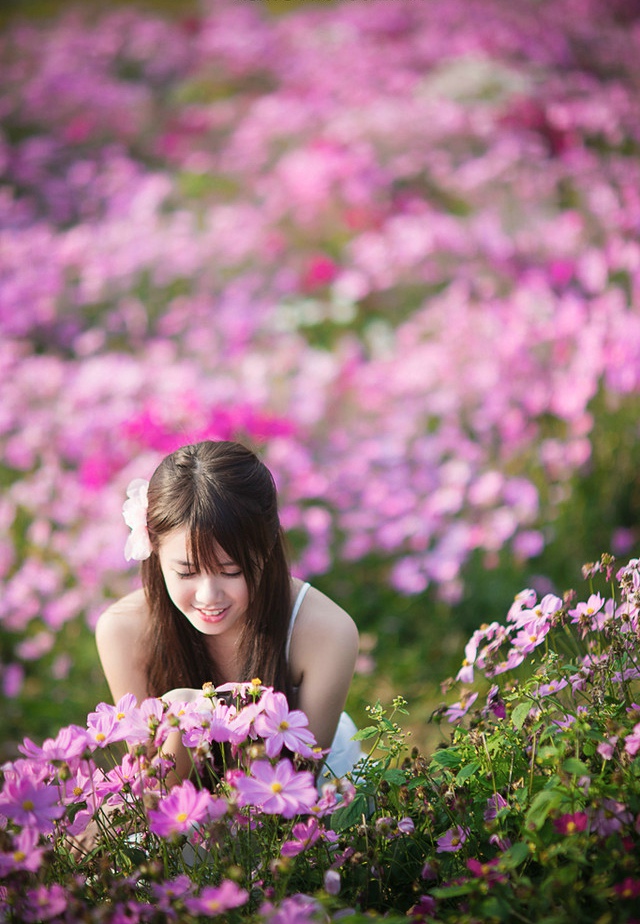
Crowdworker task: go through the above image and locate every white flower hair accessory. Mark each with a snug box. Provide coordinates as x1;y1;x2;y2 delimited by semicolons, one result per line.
122;478;152;561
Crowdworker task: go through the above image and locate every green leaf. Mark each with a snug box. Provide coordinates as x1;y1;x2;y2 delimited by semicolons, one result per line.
455;760;480;784
525;787;563;830
351;726;379;741
330;793;369;833
562;757;590;776
511;701;531;730
382;767;407;786
500;840;530;869
431;749;462;768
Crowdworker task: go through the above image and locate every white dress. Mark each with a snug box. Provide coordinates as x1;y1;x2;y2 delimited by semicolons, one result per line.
286;582;364;785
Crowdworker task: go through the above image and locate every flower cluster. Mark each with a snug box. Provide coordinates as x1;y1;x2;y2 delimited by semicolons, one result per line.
2;556;639;922
3;0;640;732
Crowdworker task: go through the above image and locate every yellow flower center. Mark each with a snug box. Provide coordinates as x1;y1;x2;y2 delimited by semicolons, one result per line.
566;821;576;834
13;851;26;862
271;782;283;793
95;732;106;743
73;786;83;797
117;712;126;720
22;800;34;811
176;812;188;823
279;720;290;731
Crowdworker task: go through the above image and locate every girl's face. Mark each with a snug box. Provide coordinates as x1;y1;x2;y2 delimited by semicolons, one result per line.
158;527;250;642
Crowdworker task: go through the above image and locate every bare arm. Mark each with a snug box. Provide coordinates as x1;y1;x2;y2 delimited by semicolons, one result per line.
288;585;359;753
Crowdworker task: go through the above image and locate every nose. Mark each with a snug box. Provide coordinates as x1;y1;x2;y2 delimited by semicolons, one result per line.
194;574;224;606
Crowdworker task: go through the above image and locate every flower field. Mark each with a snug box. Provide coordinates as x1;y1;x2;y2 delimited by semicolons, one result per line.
2;0;640;915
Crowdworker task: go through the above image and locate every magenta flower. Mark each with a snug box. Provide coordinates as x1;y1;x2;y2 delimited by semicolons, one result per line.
0;775;65;833
254;690;318;758
281;817;321;857
235;759;317;818
147;779;216;839
436;825;469;853
553;812;588;835
151;875;193;911
185;880;248;916
614;877;640;899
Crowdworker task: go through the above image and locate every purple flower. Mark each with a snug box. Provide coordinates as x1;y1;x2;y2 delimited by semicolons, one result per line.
436;825;469;853
148;779;217;838
324;869;341;896
483;792;508;822
235;759;317;818
185;880;248;916
445;690;479;722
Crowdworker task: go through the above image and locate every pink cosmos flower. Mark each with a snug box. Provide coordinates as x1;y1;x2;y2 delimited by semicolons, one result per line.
534;678;568;697
254;690;318;758
445;690;479;722
281;817;321;857
436;825;469;853
625;722;640;757
151;875;193;912
512;620;551;654
21;884;67;923
147;779;218;839
553;812;588;835
184;880;248;916
19;724;89;763
0;775;65;833
234;759;317;818
0;828;46;876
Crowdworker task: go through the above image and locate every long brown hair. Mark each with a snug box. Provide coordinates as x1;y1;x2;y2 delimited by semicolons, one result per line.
140;441;292;700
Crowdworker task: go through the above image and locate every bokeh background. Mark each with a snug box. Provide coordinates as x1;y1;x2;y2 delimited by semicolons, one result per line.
2;0;640;762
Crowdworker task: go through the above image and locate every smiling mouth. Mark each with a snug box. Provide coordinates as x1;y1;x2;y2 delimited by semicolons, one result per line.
195;606;229;621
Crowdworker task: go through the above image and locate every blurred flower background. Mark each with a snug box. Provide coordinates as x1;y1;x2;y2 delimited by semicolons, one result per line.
2;0;640;759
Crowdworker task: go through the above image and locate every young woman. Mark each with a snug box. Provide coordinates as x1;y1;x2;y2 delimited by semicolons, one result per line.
95;440;361;783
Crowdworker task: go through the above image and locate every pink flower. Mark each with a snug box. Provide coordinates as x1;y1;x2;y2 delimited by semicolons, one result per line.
0;828;46;875
19;724;89;763
235;759;317;818
147;779;217;839
534;678;568;697
0;774;65;833
281;817;321;857
253;690;317;758
185;880;248;916
553;812;588;835
625;722;640;757
445;690;479;722
436;825;469;853
21;884;67;923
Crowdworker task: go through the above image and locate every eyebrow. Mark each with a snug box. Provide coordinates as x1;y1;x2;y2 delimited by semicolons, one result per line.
171;559;237;568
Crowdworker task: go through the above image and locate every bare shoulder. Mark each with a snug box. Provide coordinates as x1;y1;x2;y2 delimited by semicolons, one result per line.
290;580;359;653
95;588;152;703
95;588;149;648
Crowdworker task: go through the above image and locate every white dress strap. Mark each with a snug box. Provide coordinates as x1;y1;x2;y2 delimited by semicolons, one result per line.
286;581;311;662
